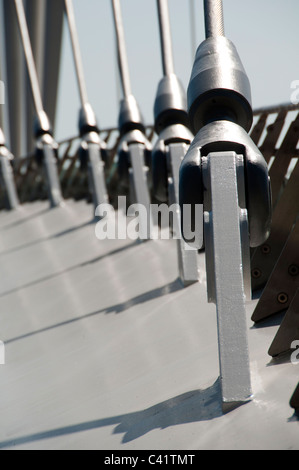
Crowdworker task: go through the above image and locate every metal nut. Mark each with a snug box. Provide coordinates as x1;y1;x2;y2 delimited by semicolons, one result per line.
261;244;271;254
288;264;299;277
252;268;262;279
277;293;288;304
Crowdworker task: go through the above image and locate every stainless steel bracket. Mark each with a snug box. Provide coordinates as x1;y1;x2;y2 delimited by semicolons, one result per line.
167;142;199;286
38;134;64;209
81;132;109;211
128;143;154;240
203;151;252;411
0;145;19;210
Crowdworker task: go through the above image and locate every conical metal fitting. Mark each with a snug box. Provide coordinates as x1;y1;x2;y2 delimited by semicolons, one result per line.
79;102;99;137
118;94;145;136
33;110;53;138
187;36;253;134
154;73;190;134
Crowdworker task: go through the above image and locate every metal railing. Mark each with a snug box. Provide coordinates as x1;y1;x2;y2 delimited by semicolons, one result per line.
2;101;298;210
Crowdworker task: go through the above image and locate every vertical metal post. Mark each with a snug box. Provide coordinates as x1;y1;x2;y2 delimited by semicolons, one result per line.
203;151;252;411
111;0;153;240
64;0;109;212
180;0;271;409
168;143;199;286
14;0;63;208
152;0;199;285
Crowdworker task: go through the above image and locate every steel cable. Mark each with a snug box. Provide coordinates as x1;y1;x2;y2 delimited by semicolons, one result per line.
203;0;225;39
14;0;44;115
156;0;175;77
64;0;89;107
111;0;132;98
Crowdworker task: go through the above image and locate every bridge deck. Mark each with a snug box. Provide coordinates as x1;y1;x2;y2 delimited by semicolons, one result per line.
0;200;297;450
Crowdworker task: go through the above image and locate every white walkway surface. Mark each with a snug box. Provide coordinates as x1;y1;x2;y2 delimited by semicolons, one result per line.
0;200;298;450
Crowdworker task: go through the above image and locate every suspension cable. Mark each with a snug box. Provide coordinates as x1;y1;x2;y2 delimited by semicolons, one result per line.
14;0;44;115
111;0;132;98
156;0;175;77
189;0;197;57
203;0;225;39
64;0;89;107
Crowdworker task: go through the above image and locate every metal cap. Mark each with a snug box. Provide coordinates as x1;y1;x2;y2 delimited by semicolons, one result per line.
33;111;53;138
187;36;253;133
79;103;99;137
118;95;145;136
154;73;190;134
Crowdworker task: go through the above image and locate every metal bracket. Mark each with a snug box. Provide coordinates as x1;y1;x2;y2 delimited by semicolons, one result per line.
167;142;199;287
37;135;64;208
203;151;252;411
128;143;154;240
0;145;19;210
80;132;109;211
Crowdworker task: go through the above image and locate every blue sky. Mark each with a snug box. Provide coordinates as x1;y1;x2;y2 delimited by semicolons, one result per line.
55;0;299;141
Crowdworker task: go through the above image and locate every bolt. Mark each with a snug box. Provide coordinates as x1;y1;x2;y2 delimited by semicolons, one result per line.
252;268;262;279
277;293;288;304
261;244;271;254
288;264;299;277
